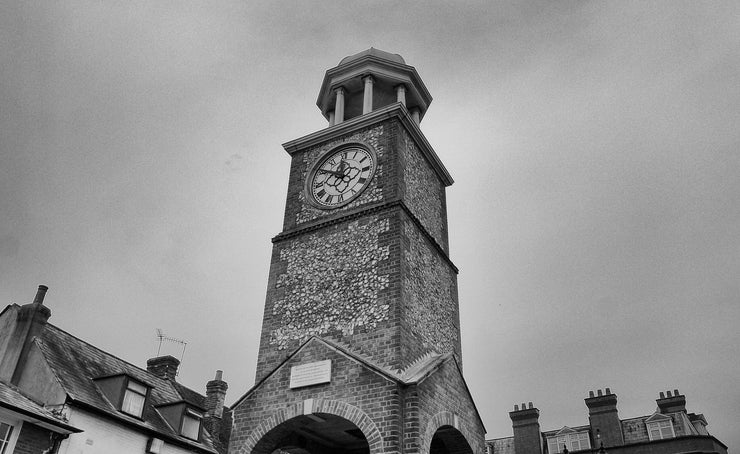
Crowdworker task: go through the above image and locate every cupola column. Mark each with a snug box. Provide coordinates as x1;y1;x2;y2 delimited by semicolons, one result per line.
410;107;420;124
395;84;406;106
334;87;345;124
362;76;374;114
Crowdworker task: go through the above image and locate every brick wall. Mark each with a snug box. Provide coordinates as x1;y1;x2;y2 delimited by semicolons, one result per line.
415;359;486;454
232;341;485;454
232;340;402;454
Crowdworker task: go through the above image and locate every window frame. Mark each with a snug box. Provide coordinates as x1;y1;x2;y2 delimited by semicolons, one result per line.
646;419;675;441
547;430;591;453
179;408;203;441
0;415;21;454
119;377;149;419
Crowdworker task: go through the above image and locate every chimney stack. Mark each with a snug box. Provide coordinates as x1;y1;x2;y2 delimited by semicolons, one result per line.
656;389;686;413
585;388;624;447
206;370;228;419
510;402;542;454
204;370;231;454
1;285;52;384
33;285;49;304
147;355;180;380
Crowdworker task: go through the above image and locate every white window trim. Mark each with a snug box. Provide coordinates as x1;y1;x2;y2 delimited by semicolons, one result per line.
180;408;203;441
0;414;22;454
121;378;148;418
647;419;675;441
546;431;591;453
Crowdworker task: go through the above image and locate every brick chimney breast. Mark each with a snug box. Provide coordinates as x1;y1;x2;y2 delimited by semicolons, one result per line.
6;285;53;384
585;388;624;447
656;389;686;413
510;403;542;454
206;370;228;419
147;355;180;380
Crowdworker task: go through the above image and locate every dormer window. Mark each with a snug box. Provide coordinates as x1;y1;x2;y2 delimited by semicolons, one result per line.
180;409;202;440
547;428;590;453
94;374;150;419
122;379;147;417
647;419;675;440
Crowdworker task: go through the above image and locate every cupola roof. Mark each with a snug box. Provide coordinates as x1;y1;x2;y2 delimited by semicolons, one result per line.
338;47;406;65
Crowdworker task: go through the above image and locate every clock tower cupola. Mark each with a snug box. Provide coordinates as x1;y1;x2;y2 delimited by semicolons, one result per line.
231;49;485;454
316;48;432;126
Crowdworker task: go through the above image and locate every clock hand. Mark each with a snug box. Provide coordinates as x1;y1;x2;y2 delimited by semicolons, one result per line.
318;168;343;178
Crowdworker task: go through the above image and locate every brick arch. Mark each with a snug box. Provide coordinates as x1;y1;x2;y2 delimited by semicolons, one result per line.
239;399;384;454
421;412;475;454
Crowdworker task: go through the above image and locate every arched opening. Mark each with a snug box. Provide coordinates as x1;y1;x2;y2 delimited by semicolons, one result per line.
430;425;474;454
253;413;370;454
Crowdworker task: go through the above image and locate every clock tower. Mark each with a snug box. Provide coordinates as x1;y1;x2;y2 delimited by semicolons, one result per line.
230;49;485;454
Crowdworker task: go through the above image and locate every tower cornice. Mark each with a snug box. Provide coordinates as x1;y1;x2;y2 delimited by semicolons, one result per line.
283;102;453;186
271;199;459;273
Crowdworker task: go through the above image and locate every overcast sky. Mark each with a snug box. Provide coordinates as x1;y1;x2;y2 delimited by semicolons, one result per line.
1;1;739;451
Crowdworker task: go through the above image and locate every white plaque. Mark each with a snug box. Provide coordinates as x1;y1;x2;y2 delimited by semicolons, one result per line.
290;360;331;389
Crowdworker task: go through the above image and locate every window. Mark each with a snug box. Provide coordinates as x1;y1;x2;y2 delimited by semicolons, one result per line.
121;379;147;417
647;419;675;440
0;421;17;454
181;409;202;440
547;432;590;453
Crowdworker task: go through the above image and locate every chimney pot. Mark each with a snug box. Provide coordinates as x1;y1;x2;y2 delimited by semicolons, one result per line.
521;402;526;410
660;392;665;399
215;369;223;381
674;389;679;396
528;402;533;409
514;404;519;411
589;391;595;398
597;389;603;396
605;387;611;395
667;390;672;397
33;285;49;304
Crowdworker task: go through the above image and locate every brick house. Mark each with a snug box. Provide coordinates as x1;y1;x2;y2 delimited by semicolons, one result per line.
0;285;231;454
487;388;727;454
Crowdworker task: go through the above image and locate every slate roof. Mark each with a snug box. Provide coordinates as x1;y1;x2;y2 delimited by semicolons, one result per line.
34;323;218;454
0;381;81;434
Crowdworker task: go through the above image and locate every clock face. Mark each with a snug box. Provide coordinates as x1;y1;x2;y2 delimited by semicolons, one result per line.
308;146;376;208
